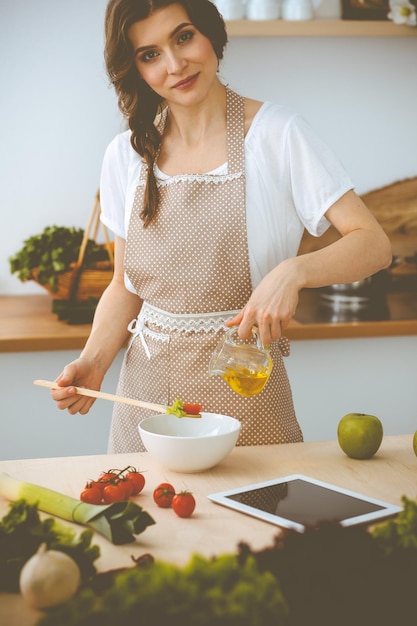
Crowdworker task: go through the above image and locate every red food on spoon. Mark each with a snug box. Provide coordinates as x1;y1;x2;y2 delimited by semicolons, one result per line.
182;403;203;415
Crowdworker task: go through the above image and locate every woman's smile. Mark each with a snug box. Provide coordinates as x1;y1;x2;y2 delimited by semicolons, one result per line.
172;72;199;90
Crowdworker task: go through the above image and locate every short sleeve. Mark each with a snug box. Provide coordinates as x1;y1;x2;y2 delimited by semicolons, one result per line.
286;115;354;236
99;130;141;294
99;130;133;238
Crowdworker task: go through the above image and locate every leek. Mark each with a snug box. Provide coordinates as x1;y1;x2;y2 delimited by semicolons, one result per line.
0;472;155;545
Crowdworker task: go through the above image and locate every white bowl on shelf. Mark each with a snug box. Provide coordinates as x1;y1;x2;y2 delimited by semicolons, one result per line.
138;412;241;473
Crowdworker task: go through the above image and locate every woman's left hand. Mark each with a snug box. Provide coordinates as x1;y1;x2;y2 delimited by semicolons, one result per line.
226;259;300;346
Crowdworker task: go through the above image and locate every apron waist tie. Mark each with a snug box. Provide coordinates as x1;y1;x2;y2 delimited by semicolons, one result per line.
127;317;151;360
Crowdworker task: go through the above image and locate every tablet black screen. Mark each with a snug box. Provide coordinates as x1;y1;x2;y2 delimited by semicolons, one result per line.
225;478;385;526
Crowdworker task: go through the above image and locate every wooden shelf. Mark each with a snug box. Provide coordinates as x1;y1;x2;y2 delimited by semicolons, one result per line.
226;19;417;37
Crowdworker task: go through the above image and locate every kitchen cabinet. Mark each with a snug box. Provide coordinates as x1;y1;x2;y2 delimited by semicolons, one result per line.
225;19;417;37
0;435;415;625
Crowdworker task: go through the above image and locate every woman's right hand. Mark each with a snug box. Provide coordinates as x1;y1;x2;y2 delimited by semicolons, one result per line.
51;358;104;415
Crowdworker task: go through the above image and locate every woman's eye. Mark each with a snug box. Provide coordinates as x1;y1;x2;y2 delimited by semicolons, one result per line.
177;30;194;44
140;50;158;63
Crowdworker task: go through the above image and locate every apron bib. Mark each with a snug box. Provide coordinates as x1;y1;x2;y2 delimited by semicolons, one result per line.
108;88;303;453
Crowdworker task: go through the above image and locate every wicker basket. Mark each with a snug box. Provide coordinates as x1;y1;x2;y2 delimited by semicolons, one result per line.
32;192;114;302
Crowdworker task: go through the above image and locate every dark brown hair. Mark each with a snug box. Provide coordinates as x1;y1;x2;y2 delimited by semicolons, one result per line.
104;0;228;226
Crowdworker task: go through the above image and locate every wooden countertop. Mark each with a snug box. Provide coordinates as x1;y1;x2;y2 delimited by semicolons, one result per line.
0;295;92;352
1;290;417;353
0;434;416;625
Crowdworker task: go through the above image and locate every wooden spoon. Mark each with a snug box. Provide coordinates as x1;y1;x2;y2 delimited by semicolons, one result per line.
33;379;201;418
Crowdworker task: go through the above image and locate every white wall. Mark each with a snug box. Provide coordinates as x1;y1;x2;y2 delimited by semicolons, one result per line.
0;351;123;460
1;0;120;295
285;335;417;442
1;0;417;295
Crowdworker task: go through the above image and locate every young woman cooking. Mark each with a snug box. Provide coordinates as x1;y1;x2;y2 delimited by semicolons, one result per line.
50;0;391;452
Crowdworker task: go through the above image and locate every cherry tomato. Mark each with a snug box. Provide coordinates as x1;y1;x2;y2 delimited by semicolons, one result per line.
153;483;176;508
102;480;128;504
125;471;146;495
80;481;103;505
119;476;134;498
98;471;118;485
183;403;202;415
172;491;196;518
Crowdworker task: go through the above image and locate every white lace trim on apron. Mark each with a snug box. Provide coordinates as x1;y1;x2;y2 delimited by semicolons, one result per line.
127;302;239;359
136;171;243;188
127;301;290;360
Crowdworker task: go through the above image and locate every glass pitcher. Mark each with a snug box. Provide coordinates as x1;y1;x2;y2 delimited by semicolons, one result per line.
209;326;273;397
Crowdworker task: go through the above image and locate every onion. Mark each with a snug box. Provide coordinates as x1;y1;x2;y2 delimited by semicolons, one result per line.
19;543;81;609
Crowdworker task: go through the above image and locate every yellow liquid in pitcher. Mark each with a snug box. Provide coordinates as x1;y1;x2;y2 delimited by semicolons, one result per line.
221;365;270;397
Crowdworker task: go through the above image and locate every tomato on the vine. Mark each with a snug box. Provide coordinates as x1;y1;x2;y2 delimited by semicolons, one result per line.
102;480;128;504
118;476;134;498
80;481;103;505
125;471;145;496
153;483;175;508
98;471;118;485
80;466;146;504
172;491;196;518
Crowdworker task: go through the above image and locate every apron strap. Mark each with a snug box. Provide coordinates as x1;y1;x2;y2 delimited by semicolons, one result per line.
225;87;245;175
138;88;245;180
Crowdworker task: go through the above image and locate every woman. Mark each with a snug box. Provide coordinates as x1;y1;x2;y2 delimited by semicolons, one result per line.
51;0;392;452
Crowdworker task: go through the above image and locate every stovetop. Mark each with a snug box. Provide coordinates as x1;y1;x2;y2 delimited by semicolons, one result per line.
295;274;417;325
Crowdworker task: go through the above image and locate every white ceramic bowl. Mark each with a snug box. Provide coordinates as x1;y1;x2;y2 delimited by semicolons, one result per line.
138;412;241;473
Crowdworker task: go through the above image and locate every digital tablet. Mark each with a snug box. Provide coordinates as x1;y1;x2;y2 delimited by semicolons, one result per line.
207;474;402;532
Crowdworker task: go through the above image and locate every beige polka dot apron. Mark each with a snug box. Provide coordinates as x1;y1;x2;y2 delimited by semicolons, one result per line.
108;88;303;453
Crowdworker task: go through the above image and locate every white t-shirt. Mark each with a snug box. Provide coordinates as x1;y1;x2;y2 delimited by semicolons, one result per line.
100;101;353;292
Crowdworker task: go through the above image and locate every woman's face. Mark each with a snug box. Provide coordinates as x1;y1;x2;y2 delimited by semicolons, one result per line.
128;3;219;106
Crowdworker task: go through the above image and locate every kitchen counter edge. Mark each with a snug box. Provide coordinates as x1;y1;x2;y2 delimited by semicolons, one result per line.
1;294;417;353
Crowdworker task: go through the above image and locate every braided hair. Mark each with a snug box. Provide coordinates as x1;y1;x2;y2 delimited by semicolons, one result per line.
104;0;228;226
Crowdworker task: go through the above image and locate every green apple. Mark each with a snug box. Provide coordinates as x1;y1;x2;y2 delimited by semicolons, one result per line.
337;413;383;459
413;431;417;456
